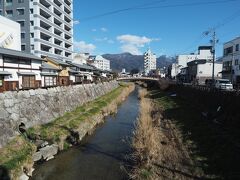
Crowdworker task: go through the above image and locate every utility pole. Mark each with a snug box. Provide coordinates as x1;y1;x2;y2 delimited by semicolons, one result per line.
211;31;216;82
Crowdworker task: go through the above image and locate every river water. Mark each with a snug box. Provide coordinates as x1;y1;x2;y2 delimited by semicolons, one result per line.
31;87;139;180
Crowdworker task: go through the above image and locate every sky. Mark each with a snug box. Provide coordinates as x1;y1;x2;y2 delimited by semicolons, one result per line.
73;0;240;57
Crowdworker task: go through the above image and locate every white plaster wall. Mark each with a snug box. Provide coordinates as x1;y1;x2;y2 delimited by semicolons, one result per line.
0;15;21;51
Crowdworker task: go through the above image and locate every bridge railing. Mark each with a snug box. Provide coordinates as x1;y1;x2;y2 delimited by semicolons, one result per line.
117;77;159;81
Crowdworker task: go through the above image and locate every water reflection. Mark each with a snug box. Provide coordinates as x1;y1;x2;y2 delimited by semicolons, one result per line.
31;87;139;180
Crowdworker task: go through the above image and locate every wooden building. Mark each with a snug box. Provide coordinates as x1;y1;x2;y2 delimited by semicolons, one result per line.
0;47;44;92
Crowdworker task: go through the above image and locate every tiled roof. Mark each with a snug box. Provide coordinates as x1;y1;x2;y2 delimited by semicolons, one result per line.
0;47;43;61
41;62;60;70
46;57;69;66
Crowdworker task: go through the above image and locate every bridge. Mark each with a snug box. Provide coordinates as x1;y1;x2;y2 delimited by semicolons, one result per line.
117;77;159;81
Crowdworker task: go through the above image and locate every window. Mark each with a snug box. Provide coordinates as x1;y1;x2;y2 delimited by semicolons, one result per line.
0;77;3;87
30;9;33;14
6;0;12;6
44;76;57;86
235;59;239;66
6;10;13;17
30;21;34;26
22;76;35;88
236;44;239;52
31;45;34;50
17;8;24;15
17;21;25;27
21;45;26;51
30;33;34;38
18;0;24;3
19;59;30;65
4;57;17;64
75;76;83;83
224;46;233;56
21;33;25;39
0;10;2;15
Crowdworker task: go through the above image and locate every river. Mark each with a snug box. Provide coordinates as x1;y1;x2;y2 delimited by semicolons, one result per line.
30;87;139;180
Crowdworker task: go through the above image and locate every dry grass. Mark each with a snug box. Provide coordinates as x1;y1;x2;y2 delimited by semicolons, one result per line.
131;88;204;180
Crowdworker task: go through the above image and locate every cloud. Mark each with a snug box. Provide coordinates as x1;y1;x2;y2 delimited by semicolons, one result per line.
74;41;96;53
100;27;108;32
95;37;108;42
95;37;114;44
117;35;152;45
73;20;80;25
116;34;160;55
120;44;142;55
92;28;97;32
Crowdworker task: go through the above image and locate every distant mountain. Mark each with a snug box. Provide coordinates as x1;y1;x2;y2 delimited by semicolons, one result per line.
102;53;175;72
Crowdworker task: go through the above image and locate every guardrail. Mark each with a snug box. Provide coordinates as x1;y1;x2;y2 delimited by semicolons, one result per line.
117;77;159;81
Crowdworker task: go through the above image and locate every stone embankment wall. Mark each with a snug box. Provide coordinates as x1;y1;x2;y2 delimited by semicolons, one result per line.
0;81;119;148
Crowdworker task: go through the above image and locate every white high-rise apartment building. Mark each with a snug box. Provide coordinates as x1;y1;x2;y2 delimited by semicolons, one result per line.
92;55;110;71
0;0;73;61
144;49;156;75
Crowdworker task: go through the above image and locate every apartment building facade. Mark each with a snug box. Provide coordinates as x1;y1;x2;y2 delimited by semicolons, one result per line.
144;49;156;76
222;37;240;85
0;0;73;61
92;55;111;71
171;46;213;78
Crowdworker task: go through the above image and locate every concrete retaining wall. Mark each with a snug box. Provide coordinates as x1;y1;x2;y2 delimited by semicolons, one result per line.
0;81;119;148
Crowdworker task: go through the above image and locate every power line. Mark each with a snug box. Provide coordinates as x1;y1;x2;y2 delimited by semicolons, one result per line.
79;0;240;22
80;0;166;22
136;0;240;10
179;8;240;54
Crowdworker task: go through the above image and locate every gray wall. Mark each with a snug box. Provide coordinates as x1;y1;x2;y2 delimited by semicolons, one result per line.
0;1;30;52
0;81;119;148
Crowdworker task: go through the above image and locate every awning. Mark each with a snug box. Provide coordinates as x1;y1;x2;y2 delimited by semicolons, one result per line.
40;72;58;76
0;71;12;76
17;72;36;76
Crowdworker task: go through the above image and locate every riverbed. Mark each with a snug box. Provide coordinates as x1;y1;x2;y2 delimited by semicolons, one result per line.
30;87;139;180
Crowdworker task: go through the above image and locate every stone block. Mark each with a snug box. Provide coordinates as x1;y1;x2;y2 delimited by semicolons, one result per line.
39;144;58;160
4;99;14;108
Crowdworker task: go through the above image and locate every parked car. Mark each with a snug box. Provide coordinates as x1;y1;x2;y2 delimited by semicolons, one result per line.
214;79;233;90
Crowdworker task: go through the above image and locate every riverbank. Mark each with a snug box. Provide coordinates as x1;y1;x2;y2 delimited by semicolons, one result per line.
0;82;134;180
132;84;205;179
132;80;240;179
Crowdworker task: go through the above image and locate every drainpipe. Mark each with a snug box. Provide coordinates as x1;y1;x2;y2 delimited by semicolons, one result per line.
2;0;6;17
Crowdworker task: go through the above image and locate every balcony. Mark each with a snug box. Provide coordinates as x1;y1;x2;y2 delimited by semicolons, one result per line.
54;28;62;36
54;18;62;27
64;15;71;24
64;24;71;32
54;8;62;17
64;34;71;41
64;0;71;7
40;20;51;31
65;43;71;49
40;9;51;20
40;32;51;42
40;0;51;9
65;51;71;57
54;38;62;46
54;0;62;7
41;44;52;52
55;48;62;55
222;66;232;73
64;6;71;15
